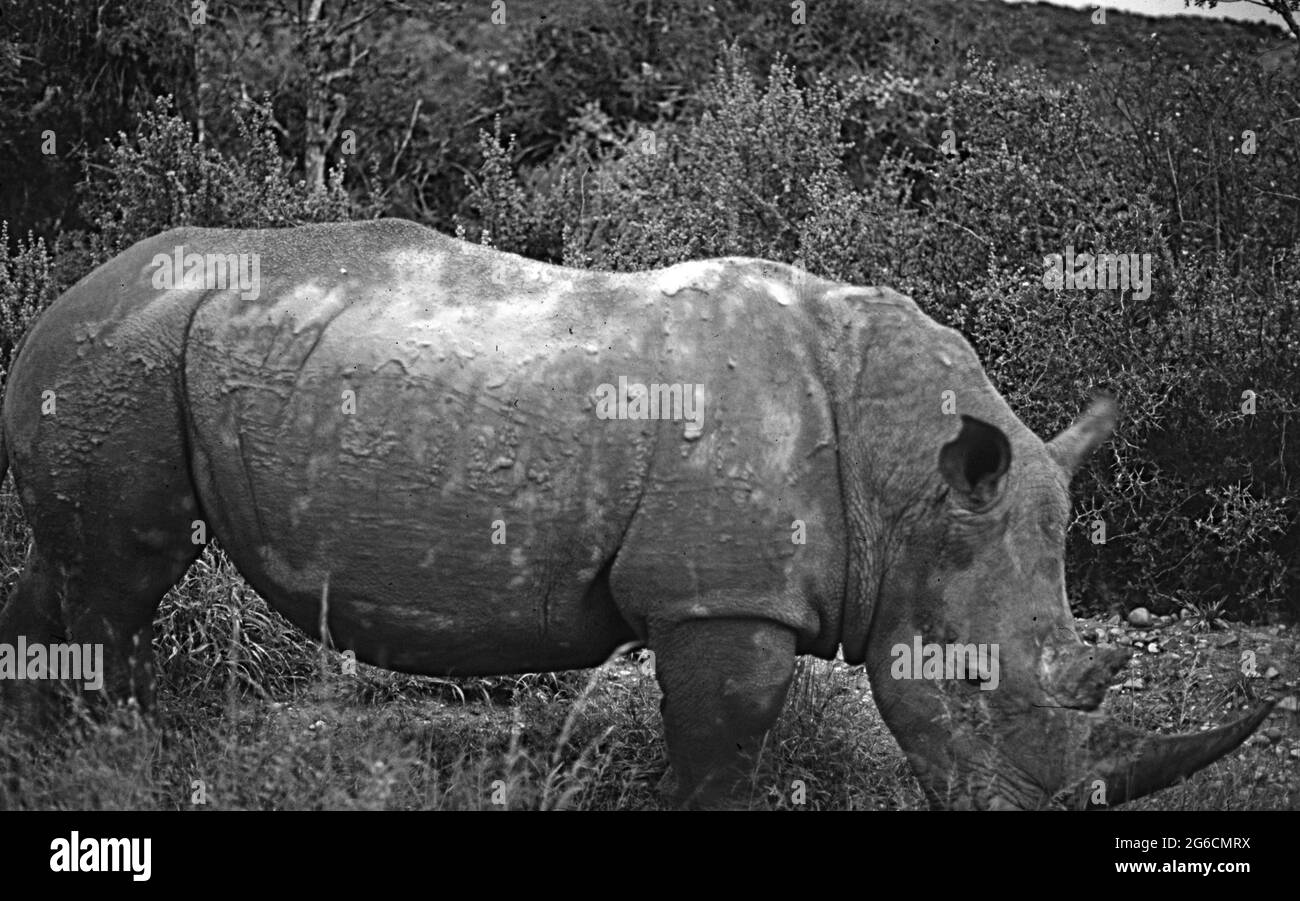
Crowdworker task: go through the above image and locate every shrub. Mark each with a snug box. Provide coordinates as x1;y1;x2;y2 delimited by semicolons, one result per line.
570;44;880;270
79;95;358;265
0;223;58;381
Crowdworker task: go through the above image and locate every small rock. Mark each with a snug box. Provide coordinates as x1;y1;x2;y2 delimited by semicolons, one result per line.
1127;607;1154;628
1291;748;1300;761
1108;627;1123;637
1264;727;1283;743
1277;696;1299;712
1116;636;1133;647
1264;666;1280;680
1147;642;1160;654
1121;677;1145;690
1215;634;1240;649
1106;613;1121;626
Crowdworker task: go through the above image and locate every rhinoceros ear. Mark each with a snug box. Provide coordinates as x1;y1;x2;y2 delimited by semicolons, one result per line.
1046;397;1118;476
939;415;1011;509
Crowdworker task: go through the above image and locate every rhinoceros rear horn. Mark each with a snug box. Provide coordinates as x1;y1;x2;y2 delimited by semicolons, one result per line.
1063;701;1275;809
1047;396;1117;475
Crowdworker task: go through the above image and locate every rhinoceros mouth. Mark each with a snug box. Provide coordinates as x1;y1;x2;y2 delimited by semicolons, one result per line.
914;746;1056;811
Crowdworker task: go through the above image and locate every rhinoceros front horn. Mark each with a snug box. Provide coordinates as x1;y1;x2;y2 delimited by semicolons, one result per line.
1047;396;1118;475
1058;701;1275;809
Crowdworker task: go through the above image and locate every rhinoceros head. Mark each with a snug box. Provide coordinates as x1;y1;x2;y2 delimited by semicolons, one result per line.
833;299;1271;809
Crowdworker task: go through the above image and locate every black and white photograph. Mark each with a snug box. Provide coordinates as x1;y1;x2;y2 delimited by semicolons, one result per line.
0;0;1296;876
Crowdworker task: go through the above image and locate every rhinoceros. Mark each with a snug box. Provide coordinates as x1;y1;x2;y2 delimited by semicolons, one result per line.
0;219;1271;808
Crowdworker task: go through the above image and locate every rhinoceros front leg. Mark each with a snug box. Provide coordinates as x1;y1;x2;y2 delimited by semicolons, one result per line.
650;617;797;809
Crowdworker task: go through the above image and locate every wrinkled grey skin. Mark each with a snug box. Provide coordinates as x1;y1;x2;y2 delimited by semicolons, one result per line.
0;220;1270;808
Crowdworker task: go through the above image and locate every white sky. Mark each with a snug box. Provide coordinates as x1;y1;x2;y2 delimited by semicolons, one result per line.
999;0;1293;29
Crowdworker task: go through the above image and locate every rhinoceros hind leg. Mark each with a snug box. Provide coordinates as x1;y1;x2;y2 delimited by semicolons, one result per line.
0;550;66;724
651;616;796;809
58;534;201;710
3;501;201;714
